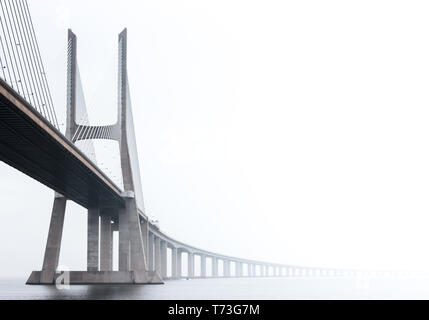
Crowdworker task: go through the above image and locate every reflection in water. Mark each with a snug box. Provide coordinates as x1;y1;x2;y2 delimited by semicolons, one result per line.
2;277;429;300
86;286;142;300
30;284;150;300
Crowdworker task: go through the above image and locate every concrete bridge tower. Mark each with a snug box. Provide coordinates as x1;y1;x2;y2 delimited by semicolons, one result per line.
27;29;162;285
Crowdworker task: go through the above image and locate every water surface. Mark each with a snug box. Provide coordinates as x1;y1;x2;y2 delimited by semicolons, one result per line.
1;277;429;300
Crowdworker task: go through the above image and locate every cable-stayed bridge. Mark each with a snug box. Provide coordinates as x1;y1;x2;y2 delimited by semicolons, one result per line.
0;1;364;285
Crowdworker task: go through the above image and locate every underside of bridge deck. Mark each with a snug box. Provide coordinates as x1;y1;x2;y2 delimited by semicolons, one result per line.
0;80;124;210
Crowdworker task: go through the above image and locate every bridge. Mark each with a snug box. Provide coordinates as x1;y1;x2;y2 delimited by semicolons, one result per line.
0;1;362;285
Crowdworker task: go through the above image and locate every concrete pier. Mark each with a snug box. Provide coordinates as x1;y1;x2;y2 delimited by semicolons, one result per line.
148;233;154;271
177;251;182;278
212;257;218;277
28;271;163;285
161;241;167;279
100;214;113;271
141;221;148;261
200;255;206;278
236;262;242;278
171;247;178;279
87;208;100;272
123;195;149;283
39;195;67;284
188;253;194;278
224;260;231;278
118;206;130;271
154;237;161;276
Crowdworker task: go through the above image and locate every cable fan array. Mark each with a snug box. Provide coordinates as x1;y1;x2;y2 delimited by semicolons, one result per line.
0;0;124;190
0;0;59;129
71;64;98;165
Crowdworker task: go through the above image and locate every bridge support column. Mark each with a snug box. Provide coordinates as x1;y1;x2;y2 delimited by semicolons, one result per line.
87;208;100;272
200;255;206;278
161;241;167;279
213;257;219;278
141;220;149;264
100;214;113;271
111;222;116;269
147;233;154;271
224;260;230;278
171;247;178;279
38;195;67;284
177;251;182;278
188;253;194;278
118;206;130;271
212;257;217;278
124;196;147;282
154;237;161;276
236;262;242;278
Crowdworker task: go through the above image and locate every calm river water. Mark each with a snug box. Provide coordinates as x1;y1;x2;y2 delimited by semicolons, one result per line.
1;277;429;300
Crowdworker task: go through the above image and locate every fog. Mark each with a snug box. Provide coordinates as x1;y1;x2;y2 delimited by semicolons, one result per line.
1;0;429;278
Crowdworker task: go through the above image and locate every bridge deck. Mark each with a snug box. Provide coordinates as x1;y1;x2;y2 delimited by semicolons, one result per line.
0;79;124;209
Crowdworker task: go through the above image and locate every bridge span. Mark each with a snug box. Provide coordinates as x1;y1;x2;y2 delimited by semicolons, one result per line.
0;1;366;285
144;219;362;280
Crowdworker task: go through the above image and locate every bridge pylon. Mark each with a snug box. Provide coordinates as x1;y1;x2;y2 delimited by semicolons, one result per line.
27;29;162;285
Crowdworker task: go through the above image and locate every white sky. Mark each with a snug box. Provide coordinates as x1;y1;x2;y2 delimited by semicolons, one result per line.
2;0;429;277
